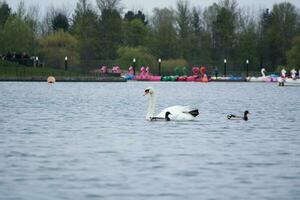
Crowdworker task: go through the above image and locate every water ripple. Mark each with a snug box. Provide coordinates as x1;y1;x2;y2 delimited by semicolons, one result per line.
0;82;299;200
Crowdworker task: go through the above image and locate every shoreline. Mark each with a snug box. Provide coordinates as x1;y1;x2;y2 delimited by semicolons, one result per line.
0;76;127;82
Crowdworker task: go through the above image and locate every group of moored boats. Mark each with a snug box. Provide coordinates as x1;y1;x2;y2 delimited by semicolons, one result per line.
124;66;210;82
123;66;300;86
46;65;300;86
247;68;300;86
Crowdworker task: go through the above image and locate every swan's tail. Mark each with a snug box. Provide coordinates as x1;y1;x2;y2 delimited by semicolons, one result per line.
189;109;199;117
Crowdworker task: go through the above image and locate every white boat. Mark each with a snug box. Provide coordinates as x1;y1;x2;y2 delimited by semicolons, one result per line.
247;68;278;82
284;78;300;86
278;68;300;86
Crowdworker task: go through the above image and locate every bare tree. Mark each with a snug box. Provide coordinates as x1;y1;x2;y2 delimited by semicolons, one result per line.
16;1;26;19
75;0;93;14
15;1;40;34
40;5;70;36
96;0;121;12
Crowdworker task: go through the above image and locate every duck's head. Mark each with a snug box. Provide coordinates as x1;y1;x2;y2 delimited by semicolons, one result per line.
243;110;250;121
165;111;172;121
144;87;154;96
244;110;250;116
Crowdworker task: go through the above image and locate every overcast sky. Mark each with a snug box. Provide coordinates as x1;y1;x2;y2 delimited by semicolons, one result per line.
6;0;300;17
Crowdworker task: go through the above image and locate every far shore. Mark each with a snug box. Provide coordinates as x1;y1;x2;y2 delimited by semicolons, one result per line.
0;76;126;82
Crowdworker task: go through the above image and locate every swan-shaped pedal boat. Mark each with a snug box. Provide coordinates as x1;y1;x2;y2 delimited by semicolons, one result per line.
247;68;277;82
279;68;300;86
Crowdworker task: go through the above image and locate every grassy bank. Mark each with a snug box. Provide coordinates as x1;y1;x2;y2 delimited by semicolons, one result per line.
0;60;126;82
0;60;82;77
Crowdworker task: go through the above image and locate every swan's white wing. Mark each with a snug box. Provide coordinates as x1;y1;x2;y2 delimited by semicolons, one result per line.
156;106;197;121
156;106;188;117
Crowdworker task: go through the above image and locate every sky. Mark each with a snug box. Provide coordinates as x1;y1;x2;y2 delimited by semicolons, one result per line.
6;0;300;17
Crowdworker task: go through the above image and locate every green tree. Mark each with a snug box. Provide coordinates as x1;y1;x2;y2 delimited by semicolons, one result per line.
40;7;69;35
0;0;11;27
211;0;239;62
236;22;259;71
189;7;202;63
96;0;123;60
39;30;79;69
52;13;69;32
258;8;272;68
287;35;300;68
123;18;148;47
94;0;123;60
151;8;179;59
268;2;299;68
72;0;100;61
0;1;12;52
176;0;191;59
124;10;147;25
99;8;122;59
1;16;36;54
198;31;213;64
116;46;156;71
202;3;219;64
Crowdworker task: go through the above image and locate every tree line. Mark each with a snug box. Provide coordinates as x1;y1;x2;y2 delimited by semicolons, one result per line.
0;0;300;74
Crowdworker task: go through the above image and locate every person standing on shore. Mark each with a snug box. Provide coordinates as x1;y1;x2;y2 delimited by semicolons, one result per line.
214;67;219;79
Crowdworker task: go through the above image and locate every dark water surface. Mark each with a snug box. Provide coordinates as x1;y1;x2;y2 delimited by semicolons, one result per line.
0;82;299;200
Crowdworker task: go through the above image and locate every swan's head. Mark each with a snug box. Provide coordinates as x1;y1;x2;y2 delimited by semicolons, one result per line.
165;111;172;121
144;87;154;96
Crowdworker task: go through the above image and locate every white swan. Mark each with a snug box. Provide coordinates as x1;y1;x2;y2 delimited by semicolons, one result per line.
291;68;297;79
144;87;199;121
248;68;267;82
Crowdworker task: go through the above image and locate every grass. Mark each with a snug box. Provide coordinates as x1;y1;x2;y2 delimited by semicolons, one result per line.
0;60;87;77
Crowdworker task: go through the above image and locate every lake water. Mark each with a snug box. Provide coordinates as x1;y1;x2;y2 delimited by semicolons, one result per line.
0;82;299;200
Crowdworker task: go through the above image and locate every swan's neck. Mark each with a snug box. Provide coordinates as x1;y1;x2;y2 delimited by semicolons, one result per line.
261;69;266;77
291;70;296;78
147;94;156;119
281;69;286;77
